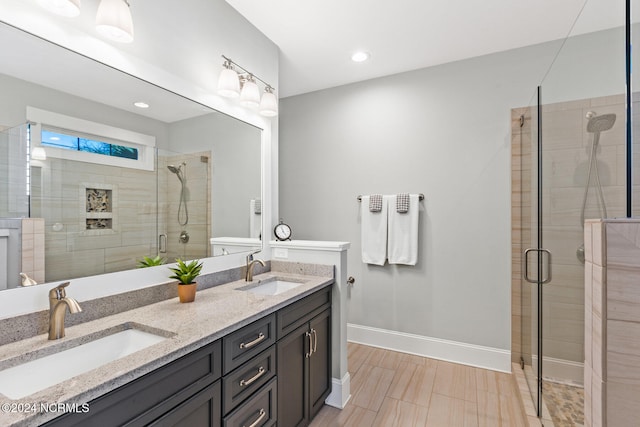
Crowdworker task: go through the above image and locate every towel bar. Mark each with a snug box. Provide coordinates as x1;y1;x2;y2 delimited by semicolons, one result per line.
357;194;424;202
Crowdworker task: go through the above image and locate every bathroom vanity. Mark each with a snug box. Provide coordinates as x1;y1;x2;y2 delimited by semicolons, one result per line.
0;269;334;427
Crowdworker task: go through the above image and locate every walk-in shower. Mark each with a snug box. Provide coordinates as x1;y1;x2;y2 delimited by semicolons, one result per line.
576;112;616;263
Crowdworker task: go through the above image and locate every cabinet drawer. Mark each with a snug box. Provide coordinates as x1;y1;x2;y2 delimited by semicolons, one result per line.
223;345;276;415
223;314;276;374
277;287;331;339
223;377;277;427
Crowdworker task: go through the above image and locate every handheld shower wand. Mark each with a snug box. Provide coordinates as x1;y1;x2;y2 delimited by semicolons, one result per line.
167;162;189;226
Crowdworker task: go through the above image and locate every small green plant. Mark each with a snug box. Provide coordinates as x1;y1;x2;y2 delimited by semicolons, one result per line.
137;255;166;268
168;259;203;285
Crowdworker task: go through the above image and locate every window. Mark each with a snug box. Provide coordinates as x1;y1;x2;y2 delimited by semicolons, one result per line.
42;130;138;160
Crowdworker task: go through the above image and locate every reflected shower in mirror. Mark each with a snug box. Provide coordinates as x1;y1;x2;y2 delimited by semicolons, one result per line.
0;22;262;291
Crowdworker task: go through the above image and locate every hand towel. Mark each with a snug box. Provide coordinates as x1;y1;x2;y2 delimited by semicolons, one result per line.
361;195;389;265
369;194;383;212
388;194;419;265
249;199;261;238
396;193;410;213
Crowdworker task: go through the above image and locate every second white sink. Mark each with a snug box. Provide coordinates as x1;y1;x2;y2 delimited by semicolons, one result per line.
239;279;304;296
0;326;169;399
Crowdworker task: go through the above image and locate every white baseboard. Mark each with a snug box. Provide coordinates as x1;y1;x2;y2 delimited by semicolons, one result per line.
325;373;351;409
532;355;584;385
347;323;511;373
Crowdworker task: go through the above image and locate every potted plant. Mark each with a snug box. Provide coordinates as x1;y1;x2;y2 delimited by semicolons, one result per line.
168;258;203;303
137;255;166;268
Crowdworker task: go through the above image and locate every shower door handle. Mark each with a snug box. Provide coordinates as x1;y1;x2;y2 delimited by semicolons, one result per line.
524;248;552;284
159;234;167;253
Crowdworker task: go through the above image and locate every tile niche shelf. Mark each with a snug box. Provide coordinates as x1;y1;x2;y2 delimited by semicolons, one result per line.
80;183;117;235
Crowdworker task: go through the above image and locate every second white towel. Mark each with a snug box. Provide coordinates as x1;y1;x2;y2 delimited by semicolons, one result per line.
388;194;419;265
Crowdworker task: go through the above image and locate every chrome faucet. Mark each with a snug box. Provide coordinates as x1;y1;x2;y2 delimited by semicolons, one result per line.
48;282;82;340
245;250;265;282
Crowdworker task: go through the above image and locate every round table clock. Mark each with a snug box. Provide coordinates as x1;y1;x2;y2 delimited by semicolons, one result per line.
274;219;292;241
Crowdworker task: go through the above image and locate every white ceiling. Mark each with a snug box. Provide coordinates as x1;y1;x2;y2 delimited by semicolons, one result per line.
225;0;625;98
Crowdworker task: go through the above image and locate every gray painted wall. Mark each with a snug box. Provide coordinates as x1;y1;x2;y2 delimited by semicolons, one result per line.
279;29;623;351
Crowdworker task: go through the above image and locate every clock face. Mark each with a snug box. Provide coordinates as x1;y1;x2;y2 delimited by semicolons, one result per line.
274;223;291;240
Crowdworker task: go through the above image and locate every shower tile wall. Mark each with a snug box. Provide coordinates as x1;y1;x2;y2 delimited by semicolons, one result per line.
31;158;157;281
512;94;627;382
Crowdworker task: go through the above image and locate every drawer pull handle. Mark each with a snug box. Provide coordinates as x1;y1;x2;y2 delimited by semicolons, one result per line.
240;332;265;349
311;328;318;355
240;366;266;387
305;331;312;358
244;408;266;427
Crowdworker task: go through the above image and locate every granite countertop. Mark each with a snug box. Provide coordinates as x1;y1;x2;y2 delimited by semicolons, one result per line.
0;270;334;427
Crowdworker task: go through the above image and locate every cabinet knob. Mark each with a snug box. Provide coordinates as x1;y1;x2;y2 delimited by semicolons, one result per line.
347;276;355;286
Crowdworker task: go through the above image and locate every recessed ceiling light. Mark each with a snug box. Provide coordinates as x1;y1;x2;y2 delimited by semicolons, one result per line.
133;101;150;109
351;51;370;63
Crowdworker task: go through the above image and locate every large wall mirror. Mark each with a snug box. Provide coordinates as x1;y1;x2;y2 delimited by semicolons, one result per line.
0;22;262;291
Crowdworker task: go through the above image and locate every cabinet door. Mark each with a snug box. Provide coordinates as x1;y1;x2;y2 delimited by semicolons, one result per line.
277;323;309;427
308;309;331;419
148;380;221;427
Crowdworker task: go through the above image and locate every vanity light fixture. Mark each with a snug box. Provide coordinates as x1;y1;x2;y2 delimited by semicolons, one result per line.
96;0;134;43
37;0;135;43
37;0;81;17
239;75;261;108
133;101;149;108
217;60;241;98
351;51;371;63
259;86;278;117
217;56;278;117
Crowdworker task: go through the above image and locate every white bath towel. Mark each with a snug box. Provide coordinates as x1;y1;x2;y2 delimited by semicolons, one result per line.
361;195;389;265
249;199;261;238
388;194;419;265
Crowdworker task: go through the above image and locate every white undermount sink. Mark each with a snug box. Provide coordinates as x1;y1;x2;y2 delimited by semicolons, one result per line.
0;326;169;399
239;279;305;296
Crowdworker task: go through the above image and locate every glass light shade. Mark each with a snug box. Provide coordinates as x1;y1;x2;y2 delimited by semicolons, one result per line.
239;79;260;108
32;147;47;161
96;0;134;43
37;0;81;17
217;68;240;98
259;90;278;117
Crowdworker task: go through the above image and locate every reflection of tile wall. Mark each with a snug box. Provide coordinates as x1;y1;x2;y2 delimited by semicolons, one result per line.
512;94;627;379
20;218;45;284
32;159;158;281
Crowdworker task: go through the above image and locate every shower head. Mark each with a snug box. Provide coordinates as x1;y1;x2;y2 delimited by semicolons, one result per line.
167;164;181;174
587;113;616;133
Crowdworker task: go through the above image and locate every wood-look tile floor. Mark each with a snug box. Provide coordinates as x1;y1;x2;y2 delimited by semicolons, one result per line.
310;343;527;427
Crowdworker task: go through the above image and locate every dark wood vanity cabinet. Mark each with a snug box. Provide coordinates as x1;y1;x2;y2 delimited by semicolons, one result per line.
277;288;332;427
42;285;331;427
42;340;222;427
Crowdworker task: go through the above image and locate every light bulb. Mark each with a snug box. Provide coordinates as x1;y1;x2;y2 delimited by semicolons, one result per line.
239;77;260;108
259;88;278;117
217;67;240;98
351;51;370;62
96;0;134;43
37;0;81;17
32;147;47;161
